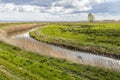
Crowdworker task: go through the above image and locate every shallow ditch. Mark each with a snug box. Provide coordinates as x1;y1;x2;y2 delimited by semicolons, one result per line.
5;27;120;71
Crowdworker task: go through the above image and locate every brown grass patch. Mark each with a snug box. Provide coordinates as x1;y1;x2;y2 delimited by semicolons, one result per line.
2;23;41;36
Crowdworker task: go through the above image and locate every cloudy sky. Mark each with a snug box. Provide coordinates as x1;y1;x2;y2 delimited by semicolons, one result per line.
0;0;120;21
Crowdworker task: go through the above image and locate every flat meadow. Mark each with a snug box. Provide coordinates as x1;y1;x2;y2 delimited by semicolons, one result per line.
0;22;120;80
30;22;120;59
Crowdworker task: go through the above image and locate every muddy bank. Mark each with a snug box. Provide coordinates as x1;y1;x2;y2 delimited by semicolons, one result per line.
30;39;120;60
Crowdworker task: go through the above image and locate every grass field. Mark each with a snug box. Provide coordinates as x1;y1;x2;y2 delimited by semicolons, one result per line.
0;23;120;80
30;22;120;59
0;41;120;80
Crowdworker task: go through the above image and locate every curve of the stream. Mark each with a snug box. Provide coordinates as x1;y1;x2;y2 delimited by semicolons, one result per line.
7;28;120;71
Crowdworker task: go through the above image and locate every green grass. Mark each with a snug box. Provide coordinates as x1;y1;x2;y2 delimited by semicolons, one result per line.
0;22;120;79
30;23;120;59
0;41;120;80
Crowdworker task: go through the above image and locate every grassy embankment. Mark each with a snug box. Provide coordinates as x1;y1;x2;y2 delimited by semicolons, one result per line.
0;41;120;80
30;23;120;59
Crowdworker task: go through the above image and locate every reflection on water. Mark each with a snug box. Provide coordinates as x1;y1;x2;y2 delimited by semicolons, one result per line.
9;28;120;71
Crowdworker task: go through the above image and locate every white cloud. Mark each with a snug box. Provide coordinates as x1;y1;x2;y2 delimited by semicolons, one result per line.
47;0;117;14
0;0;119;21
0;0;92;14
95;13;120;20
50;0;92;14
0;3;44;13
1;12;119;21
95;0;116;3
0;0;119;14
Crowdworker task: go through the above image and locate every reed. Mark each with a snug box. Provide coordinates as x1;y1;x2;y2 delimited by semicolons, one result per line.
2;23;40;36
9;38;72;62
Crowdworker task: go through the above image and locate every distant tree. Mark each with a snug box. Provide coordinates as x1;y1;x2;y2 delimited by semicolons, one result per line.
88;13;95;22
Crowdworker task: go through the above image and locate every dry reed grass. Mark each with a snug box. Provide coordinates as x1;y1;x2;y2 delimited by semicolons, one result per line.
1;23;40;36
9;37;72;62
0;23;43;41
0;29;7;40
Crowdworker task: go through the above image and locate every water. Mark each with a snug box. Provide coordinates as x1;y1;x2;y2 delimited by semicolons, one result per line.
10;28;120;71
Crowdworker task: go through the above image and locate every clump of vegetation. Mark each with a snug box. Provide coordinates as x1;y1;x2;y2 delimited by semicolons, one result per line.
30;23;120;59
1;23;40;37
88;13;95;22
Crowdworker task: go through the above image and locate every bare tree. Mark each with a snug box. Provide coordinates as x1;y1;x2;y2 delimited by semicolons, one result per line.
88;13;95;22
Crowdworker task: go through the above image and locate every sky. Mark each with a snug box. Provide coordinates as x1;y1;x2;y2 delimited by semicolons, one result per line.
0;0;120;21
